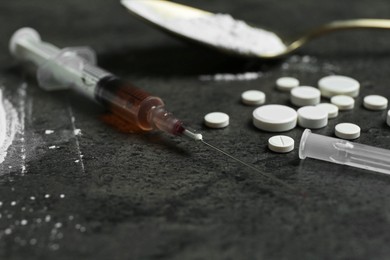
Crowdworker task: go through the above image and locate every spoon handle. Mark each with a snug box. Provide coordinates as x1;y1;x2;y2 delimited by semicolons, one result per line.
286;19;390;54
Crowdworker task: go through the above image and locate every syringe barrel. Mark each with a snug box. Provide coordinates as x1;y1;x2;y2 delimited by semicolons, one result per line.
96;76;185;134
299;129;390;175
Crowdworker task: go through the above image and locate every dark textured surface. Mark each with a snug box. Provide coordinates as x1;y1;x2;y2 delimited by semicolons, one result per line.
1;0;390;259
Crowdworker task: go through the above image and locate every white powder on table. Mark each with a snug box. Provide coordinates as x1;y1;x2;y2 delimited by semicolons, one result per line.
199;71;262;81
0;88;19;164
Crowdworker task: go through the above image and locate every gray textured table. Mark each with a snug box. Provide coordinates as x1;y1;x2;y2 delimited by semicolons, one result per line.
1;0;390;259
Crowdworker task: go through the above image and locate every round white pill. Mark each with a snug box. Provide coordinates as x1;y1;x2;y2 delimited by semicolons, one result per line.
276;77;300;91
290;86;321;107
253;105;297;132
241;90;266;106
335;123;360;139
316;103;339;118
204;112;229;128
363;95;388;110
330;95;355;110
318;75;360;98
387;110;390;127
297;106;328;129
268;135;295;153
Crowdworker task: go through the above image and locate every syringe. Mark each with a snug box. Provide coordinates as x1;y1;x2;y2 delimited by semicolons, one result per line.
10;27;201;141
10;27;298;193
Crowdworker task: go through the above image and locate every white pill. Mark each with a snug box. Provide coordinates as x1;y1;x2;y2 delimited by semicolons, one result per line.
363;95;388;110
276;77;300;91
316;103;339;118
204;112;229;128
253;105;297;132
318;75;360;98
330;95;355;110
290;86;321;107
387;110;390;127
241;90;266;106
297;106;328;129
268;135;295;153
335;123;361;139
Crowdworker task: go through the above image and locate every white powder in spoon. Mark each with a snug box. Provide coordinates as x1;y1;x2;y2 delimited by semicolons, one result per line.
0;89;19;164
163;14;286;56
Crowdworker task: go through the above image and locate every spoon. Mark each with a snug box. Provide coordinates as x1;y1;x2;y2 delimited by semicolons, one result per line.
121;0;390;59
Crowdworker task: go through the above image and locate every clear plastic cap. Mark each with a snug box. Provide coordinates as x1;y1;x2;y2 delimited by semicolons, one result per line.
299;128;390;175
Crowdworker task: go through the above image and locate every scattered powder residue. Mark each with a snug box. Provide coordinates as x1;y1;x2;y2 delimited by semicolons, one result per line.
67;105;85;173
281;55;340;74
4;228;12;235
0;192;82;251
124;1;286;56
0;89;20;165
199;72;263;81
45;130;54;135
75;224;86;232
18;82;27;175
73;129;82;136
198;55;339;82
45;215;51;222
54;222;62;229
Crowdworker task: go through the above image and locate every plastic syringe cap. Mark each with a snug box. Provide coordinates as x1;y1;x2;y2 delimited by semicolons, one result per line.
299;129;312;159
9;27;41;57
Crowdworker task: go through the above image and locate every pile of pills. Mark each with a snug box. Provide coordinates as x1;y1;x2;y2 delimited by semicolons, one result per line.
203;74;389;153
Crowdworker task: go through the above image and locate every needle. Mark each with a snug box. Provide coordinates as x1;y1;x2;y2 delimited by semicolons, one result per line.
200;138;302;195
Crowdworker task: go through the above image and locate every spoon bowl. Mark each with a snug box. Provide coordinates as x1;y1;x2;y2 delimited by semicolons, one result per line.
121;0;390;59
